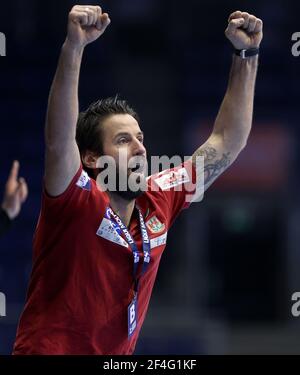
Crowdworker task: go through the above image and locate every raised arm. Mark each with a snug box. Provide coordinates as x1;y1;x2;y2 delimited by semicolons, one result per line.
44;5;111;196
192;11;263;191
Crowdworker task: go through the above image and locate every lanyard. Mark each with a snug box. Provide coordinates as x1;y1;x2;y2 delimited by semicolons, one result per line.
105;206;151;292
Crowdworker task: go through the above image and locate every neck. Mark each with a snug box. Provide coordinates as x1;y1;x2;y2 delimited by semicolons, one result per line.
108;193;135;227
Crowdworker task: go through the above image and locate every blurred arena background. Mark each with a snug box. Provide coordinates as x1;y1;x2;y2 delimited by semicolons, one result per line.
1;0;300;354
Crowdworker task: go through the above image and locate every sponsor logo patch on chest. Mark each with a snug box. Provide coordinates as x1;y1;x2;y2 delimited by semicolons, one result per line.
150;232;168;249
154;167;190;190
146;216;165;234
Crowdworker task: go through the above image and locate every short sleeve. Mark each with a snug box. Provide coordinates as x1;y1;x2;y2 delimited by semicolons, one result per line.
41;164;92;218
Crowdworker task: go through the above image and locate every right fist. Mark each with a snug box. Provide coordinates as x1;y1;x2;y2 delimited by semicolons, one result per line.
67;5;111;48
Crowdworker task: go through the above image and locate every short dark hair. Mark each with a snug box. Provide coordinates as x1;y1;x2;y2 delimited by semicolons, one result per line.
76;96;139;176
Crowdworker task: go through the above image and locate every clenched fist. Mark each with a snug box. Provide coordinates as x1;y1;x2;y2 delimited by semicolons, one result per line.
225;11;263;50
66;5;111;48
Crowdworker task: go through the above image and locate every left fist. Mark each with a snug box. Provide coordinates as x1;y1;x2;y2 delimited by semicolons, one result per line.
225;11;263;50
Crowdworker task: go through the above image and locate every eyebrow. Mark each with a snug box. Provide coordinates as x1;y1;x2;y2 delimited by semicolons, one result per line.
114;131;144;140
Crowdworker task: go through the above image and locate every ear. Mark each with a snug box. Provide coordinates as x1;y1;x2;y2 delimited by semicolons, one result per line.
81;151;99;170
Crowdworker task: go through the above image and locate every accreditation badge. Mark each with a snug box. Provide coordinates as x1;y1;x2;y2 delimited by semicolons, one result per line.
128;294;138;338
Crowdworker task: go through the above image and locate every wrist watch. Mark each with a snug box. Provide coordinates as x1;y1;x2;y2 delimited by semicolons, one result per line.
235;48;260;59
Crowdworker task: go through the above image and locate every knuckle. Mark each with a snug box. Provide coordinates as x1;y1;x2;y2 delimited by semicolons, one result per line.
69;12;77;21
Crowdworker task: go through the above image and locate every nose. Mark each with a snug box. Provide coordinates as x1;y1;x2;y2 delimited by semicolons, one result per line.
133;138;146;156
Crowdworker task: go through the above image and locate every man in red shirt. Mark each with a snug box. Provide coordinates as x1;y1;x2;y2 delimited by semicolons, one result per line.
13;5;263;354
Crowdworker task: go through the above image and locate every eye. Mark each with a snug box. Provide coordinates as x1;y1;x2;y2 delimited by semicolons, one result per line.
137;136;144;143
118;137;129;145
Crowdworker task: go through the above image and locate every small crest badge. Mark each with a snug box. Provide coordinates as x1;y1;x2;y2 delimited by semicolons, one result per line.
146;216;165;234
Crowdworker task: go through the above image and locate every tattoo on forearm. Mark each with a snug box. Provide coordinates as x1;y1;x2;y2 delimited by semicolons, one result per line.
193;145;231;190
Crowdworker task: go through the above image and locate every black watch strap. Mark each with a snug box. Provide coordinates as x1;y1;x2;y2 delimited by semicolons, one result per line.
235;48;259;59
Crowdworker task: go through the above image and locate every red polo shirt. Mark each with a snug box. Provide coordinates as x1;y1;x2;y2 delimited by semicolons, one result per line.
13;161;196;355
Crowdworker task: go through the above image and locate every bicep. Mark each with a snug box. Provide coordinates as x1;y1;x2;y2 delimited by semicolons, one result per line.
44;140;81;197
192;132;240;192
